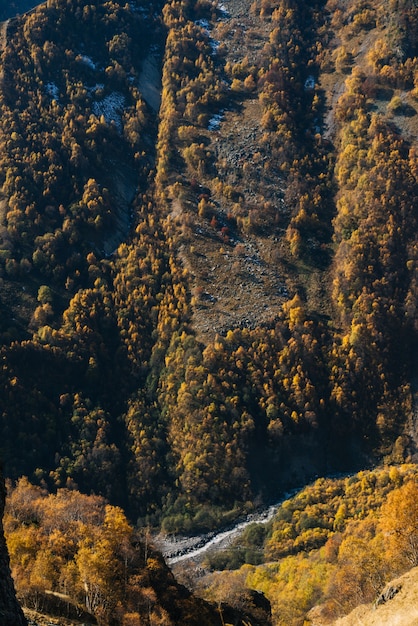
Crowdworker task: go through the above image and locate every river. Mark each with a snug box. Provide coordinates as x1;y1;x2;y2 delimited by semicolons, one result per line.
154;492;297;566
156;472;354;565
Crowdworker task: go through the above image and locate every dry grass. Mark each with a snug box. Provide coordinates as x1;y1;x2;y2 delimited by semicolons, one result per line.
333;567;418;626
24;608;92;626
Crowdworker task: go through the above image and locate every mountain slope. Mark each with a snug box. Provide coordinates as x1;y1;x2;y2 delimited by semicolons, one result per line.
0;0;417;624
0;0;417;534
332;567;418;626
3;477;272;626
0;1;41;21
0;469;27;626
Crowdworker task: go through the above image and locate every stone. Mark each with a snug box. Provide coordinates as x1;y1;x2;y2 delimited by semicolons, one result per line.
374;584;402;608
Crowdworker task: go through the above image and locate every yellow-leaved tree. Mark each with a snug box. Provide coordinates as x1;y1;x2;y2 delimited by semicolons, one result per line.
379;479;418;570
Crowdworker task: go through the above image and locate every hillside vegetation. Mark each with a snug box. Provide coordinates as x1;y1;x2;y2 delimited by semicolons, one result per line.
333;566;418;626
192;464;418;625
3;477;271;626
0;0;417;622
0;0;417;536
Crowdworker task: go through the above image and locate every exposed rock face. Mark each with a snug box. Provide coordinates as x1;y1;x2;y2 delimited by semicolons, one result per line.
375;584;402;607
333;568;418;626
0;467;27;626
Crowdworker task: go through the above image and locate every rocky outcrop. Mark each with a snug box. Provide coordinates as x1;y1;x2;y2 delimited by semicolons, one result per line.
0;467;27;626
332;567;418;626
374;584;402;607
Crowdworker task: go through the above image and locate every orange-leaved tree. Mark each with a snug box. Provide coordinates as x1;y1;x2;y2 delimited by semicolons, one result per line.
379;479;418;570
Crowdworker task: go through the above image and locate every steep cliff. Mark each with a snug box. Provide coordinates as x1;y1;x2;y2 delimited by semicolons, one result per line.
0;468;27;626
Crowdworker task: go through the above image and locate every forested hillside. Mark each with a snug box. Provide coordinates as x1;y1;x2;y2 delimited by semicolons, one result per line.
194;464;418;625
0;0;417;622
3;476;271;625
0;0;417;529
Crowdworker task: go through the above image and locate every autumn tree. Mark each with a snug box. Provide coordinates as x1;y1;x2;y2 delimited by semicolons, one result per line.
379;479;418;569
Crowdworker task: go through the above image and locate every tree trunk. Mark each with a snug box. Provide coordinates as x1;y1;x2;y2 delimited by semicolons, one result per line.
0;466;27;626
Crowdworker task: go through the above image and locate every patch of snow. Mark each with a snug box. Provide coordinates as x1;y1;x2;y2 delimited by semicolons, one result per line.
87;83;105;95
195;18;210;30
92;92;125;132
218;3;229;17
304;75;315;90
210;39;220;54
45;82;60;101
129;0;148;13
208;112;223;131
80;55;98;70
194;18;221;54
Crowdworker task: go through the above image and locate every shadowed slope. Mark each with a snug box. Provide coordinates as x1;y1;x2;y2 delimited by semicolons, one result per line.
0;1;42;21
0;468;27;626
